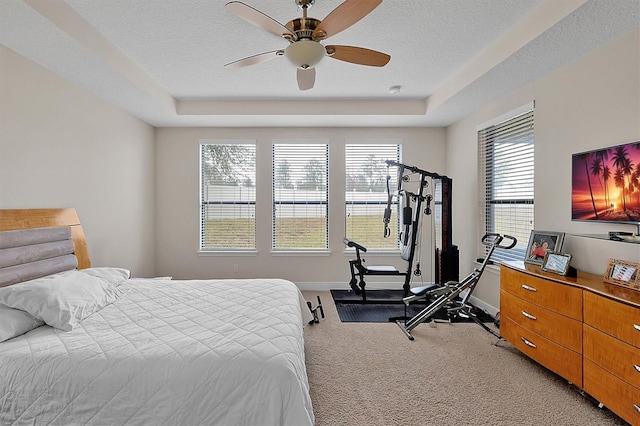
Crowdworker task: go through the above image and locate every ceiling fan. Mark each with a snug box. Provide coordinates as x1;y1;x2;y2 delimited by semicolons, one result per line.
224;0;390;90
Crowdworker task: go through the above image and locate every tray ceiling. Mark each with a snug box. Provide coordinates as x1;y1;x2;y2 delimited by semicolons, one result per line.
1;0;638;127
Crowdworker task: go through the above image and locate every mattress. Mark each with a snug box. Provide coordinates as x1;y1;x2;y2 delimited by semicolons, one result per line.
0;278;314;425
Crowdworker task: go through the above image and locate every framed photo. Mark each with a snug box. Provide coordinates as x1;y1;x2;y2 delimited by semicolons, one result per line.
604;259;640;290
541;252;573;275
524;230;565;265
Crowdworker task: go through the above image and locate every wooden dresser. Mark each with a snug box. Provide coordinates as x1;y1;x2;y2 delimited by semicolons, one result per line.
500;261;640;425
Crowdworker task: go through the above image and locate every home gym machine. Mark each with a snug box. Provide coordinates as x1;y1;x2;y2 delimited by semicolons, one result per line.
396;233;517;340
344;160;458;301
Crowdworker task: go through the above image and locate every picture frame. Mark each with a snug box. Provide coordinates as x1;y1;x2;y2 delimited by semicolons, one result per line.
541;252;574;276
604;258;640;290
524;230;565;265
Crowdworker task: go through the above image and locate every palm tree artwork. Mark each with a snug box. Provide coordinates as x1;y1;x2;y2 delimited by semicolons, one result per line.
572;141;640;222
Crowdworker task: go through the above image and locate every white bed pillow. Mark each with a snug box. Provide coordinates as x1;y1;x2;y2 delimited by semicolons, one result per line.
0;270;125;331
0;305;44;342
79;267;130;286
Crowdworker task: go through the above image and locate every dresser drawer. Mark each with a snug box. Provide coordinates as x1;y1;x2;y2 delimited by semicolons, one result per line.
500;290;582;353
501;316;582;386
584;291;640;349
584;358;640;426
501;267;582;320
584;324;640;389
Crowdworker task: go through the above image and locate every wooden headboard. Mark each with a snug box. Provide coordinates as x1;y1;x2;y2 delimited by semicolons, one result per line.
0;208;91;269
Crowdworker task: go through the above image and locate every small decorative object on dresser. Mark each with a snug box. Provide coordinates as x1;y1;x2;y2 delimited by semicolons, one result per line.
541;252;575;276
524;230;565;265
603;258;640;290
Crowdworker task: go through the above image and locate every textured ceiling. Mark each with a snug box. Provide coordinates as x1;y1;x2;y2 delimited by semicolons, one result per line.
1;0;638;127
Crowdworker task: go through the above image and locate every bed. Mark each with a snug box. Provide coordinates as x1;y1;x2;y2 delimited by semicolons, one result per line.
0;208;315;425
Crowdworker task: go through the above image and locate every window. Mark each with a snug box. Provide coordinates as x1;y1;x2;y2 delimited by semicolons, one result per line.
200;143;256;250
478;104;534;262
345;143;401;249
272;142;329;250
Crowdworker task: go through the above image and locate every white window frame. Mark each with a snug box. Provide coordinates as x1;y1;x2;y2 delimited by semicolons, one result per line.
477;102;535;263
345;141;402;253
199;140;257;255
272;140;330;254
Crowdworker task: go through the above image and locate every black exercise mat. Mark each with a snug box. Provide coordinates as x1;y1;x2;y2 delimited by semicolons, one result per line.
334;302;436;323
331;289;496;324
330;289;406;304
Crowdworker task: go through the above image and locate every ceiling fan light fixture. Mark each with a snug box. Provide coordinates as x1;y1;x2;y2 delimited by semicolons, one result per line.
225;0;389;90
284;39;325;68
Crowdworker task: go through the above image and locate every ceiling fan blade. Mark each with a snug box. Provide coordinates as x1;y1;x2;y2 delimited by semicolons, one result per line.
297;67;315;90
224;50;283;69
312;0;382;40
225;1;296;40
326;45;390;67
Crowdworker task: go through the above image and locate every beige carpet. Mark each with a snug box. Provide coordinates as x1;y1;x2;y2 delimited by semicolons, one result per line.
303;291;628;426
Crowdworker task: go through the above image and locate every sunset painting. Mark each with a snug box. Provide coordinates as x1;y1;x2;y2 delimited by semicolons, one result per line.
572;141;640;223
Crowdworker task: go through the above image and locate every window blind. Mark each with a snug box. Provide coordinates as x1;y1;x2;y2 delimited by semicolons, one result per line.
478;109;534;262
272;143;329;249
200;143;256;250
345;143;401;249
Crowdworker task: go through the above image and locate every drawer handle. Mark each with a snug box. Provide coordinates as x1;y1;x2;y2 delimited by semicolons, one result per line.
634;365;640;373
521;284;537;292
634;404;640;414
634;324;640;332
521;311;537;320
521;337;537;348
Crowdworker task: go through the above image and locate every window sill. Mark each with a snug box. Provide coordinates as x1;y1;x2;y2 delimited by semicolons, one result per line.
198;250;258;257
344;249;401;256
474;259;501;274
271;250;331;256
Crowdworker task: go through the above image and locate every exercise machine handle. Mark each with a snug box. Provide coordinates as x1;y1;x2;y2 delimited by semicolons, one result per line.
498;234;517;249
481;233;517;249
343;238;367;253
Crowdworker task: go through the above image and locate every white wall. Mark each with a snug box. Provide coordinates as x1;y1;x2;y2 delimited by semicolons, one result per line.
0;45;156;277
447;29;640;313
3;27;638;303
155;127;446;288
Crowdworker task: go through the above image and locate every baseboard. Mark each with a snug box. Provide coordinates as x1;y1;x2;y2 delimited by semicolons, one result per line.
468;295;498;318
296;281;414;292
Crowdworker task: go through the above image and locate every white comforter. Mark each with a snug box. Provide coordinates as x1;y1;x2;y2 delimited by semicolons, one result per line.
0;278;314;426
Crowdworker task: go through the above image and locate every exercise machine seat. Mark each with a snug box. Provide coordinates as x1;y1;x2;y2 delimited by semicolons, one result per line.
409;283;439;296
366;265;401;274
